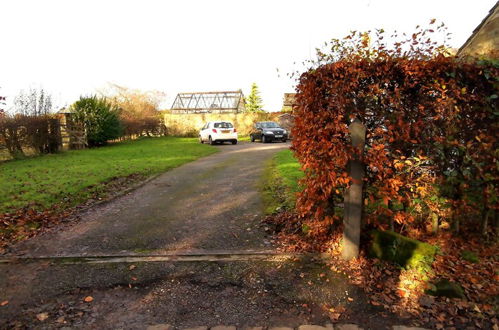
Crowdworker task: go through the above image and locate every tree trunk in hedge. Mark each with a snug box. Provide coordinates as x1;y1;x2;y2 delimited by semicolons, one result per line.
342;118;366;261
480;207;492;237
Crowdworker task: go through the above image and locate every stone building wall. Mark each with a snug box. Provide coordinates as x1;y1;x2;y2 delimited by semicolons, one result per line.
458;3;499;58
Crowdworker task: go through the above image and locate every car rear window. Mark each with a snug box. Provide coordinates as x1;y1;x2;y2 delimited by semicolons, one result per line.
214;122;233;128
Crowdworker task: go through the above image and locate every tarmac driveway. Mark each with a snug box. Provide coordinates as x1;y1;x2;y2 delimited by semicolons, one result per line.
9;141;290;257
0;141;407;329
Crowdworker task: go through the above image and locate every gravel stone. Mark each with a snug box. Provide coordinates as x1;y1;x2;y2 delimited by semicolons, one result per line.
211;326;236;330
147;324;173;330
298;325;330;330
336;325;363;330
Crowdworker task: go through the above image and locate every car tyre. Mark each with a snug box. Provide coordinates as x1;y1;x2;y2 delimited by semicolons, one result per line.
209;136;216;145
232;140;237;145
199;136;204;144
250;135;255;142
282;138;287;143
262;135;267;143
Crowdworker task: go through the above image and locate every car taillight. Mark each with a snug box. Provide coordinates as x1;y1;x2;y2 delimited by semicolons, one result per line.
233;128;237;132
212;129;217;133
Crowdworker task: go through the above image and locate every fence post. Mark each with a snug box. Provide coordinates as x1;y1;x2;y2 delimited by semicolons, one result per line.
342;118;366;260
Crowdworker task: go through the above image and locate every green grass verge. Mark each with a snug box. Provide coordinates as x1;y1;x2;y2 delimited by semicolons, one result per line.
0;137;218;213
261;149;304;214
274;149;304;194
238;135;250;142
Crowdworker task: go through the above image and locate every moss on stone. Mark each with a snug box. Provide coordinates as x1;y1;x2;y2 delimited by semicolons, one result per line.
369;230;437;273
426;278;466;299
461;250;479;263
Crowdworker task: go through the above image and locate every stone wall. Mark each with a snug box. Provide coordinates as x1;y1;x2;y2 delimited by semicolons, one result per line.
163;112;285;137
58;113;86;150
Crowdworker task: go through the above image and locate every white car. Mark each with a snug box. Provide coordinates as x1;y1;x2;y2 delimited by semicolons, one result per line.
199;121;238;145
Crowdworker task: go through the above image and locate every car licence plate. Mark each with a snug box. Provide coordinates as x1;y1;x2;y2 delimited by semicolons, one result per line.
275;135;283;138
222;130;230;133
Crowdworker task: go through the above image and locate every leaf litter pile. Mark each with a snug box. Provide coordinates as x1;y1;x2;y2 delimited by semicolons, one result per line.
0;208;67;253
263;211;499;329
0;174;146;253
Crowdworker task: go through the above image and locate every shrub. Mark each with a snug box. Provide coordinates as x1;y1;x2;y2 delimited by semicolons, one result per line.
0;115;26;158
0;88;60;158
0;114;60;158
71;96;123;146
22;115;60;154
292;24;498;239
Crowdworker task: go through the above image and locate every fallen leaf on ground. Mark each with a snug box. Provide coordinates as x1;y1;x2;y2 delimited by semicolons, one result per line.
83;296;93;302
0;300;8;306
36;312;49;321
129;265;136;270
265;212;499;329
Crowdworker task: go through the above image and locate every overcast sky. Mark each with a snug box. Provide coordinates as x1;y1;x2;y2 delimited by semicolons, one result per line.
0;0;496;111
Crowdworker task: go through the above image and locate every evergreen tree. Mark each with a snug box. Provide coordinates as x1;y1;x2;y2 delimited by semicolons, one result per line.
245;83;264;112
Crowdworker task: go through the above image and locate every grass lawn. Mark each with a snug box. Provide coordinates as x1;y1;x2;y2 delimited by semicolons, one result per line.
262;149;304;214
238;135;251;142
0;137;218;213
274;149;304;194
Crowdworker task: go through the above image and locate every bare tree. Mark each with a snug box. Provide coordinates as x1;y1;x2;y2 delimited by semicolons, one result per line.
98;84;166;138
14;87;53;116
0;89;5;116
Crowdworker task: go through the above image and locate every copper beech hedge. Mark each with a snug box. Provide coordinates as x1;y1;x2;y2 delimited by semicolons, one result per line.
292;34;498;238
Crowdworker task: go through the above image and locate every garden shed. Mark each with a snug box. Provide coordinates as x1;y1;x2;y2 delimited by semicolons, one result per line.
171;90;246;114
